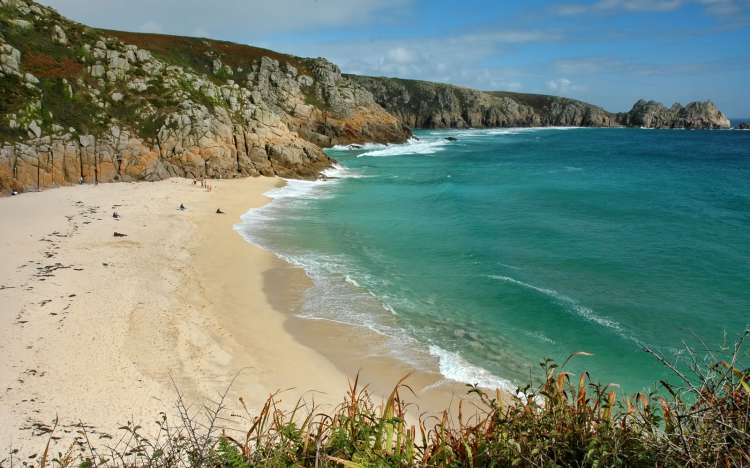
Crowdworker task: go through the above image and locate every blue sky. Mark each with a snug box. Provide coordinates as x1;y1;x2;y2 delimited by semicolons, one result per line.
39;0;750;116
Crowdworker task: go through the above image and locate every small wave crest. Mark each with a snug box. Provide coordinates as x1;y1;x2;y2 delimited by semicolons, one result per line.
243;164;361;207
428;127;584;139
488;275;639;344
358;137;448;158
329;142;389;151
321;163;369;179
263;179;332;201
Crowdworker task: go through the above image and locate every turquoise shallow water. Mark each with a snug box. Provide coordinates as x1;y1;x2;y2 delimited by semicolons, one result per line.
237;127;750;393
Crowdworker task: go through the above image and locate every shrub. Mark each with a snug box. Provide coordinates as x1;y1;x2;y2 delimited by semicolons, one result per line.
4;331;749;467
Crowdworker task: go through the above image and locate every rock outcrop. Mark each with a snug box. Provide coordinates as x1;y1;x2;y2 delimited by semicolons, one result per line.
350;75;731;131
617;100;731;129
0;0;409;192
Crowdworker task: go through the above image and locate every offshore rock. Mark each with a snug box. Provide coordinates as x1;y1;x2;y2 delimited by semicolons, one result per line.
618;100;731;129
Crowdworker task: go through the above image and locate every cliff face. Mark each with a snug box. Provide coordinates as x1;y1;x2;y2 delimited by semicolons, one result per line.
350;76;618;128
616;100;731;129
0;0;409;192
350;75;731;131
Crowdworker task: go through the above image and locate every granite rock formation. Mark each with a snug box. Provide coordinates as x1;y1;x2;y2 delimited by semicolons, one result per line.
350;75;731;131
349;76;618;128
0;0;409;192
617;100;731;129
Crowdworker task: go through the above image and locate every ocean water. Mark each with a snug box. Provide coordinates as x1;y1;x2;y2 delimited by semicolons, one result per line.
237;127;750;393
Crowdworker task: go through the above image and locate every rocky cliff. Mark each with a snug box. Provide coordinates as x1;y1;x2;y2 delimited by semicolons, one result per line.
350;75;731;130
616;99;731;129
0;0;409;192
350;76;618;128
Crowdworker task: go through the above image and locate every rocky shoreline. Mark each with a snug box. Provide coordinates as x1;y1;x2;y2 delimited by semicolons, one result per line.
0;0;731;194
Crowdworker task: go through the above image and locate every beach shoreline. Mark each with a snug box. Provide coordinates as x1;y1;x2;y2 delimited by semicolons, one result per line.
0;176;478;457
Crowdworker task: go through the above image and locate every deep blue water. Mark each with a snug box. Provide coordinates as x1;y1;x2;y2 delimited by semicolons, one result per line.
237;127;750;393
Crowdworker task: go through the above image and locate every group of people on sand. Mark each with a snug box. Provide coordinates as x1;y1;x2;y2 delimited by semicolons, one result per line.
193;178;213;192
182;178;224;214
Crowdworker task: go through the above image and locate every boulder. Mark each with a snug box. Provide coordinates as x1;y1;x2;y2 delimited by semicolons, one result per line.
51;24;68;45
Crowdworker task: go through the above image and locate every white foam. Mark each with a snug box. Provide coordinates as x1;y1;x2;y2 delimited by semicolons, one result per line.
252;164;365;204
524;330;556;344
382;303;398;315
329;142;389;151
357;137;448;158
429;127;584;139
429;345;515;392
321;163;368;179
242;165;363;210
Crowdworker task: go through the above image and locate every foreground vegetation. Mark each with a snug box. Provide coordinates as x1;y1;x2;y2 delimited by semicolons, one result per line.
4;332;749;467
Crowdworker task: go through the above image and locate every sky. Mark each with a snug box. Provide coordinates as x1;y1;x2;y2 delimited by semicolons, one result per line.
37;0;750;116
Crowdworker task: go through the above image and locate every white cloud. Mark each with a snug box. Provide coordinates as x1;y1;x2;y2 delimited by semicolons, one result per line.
556;0;683;14
298;29;554;91
386;47;416;65
697;0;750;15
546;78;573;92
545;78;587;95
554;56;750;77
555;0;748;15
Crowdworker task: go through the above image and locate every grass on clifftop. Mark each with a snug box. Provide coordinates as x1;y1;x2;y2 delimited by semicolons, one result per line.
5;331;749;467
100;30;315;79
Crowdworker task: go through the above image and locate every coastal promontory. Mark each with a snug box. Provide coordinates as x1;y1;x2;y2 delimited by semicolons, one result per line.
350;75;732;130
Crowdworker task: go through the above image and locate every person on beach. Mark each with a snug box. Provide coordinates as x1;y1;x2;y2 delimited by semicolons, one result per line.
216;208;224;214
179;203;186;211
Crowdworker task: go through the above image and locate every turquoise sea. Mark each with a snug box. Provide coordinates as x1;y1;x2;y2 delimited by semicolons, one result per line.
237;127;750;394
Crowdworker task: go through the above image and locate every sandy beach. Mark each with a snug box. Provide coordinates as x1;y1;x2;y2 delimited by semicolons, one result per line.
0;177;476;458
